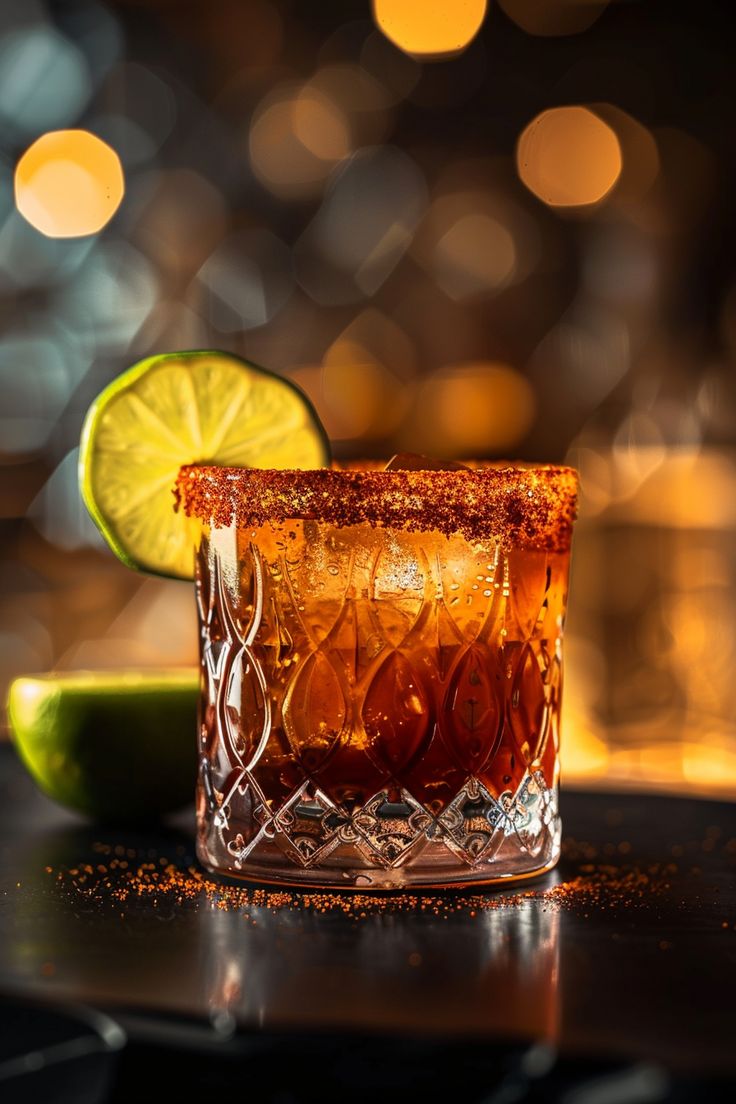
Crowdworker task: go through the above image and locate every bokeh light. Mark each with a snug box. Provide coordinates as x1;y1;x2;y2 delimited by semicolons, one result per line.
411;180;541;305
592;105;659;202
295;146;427;304
498;0;610;38
582;219;658;307
137;302;210;354
14;129;124;238
373;0;487;59
435;211;516;298
57;578;197;671
293;88;351;161
91;62;177;168
196;228;293;332
0;211;95;290
307;63;392;147
360;31;421;105
132;169;227;275
287;309;416;443
0;335;71;455
531;299;630;422
55;241;158;352
323;310;416;439
249;84;351;199
409;362;536;455
309;62;390;117
516;107;622;209
0;26;91;137
28;449;105;552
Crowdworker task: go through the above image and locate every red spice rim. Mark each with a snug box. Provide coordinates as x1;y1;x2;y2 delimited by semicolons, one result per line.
175;463;578;551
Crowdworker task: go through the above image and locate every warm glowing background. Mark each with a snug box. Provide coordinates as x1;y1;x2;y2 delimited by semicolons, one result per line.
1;0;735;798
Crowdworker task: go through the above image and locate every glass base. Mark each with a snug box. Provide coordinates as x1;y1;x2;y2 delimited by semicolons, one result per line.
197;771;560;891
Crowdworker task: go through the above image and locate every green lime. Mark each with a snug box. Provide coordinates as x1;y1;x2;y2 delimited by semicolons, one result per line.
79;350;330;579
7;671;199;822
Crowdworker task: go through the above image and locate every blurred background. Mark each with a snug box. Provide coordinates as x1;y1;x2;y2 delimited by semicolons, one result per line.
1;0;735;797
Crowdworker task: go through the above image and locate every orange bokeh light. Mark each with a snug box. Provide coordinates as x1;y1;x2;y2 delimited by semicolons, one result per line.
413;361;536;454
373;0;487;59
14;129;124;239
516;106;622;209
249;86;351;199
287;310;416;442
434;212;517;297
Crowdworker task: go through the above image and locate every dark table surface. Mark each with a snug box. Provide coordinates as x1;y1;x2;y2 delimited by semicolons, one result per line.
1;743;735;1080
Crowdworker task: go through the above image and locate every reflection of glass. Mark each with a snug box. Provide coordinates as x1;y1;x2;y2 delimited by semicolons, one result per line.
179;464;577;888
205;892;560;1041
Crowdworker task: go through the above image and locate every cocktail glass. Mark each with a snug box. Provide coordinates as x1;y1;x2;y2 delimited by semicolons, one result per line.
176;463;577;889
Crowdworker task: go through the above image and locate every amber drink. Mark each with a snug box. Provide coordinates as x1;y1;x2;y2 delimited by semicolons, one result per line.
177;463;577;889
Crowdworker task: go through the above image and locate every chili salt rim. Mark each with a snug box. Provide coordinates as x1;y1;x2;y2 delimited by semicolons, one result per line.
174;463;578;551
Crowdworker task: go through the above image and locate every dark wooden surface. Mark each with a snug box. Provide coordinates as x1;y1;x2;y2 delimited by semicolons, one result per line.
1;744;734;1076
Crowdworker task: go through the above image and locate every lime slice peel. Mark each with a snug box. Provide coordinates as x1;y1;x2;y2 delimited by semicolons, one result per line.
79;350;330;579
7;670;199;821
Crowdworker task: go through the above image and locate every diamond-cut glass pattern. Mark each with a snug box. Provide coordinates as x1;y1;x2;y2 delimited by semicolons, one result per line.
438;778;506;864
353;789;433;866
274;782;353;867
196;520;569;887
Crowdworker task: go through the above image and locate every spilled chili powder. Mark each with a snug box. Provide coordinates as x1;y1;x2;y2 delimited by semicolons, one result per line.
44;838;673;919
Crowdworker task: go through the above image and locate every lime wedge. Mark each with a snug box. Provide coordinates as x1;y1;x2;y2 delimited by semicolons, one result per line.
7;671;198;821
79;350;330;578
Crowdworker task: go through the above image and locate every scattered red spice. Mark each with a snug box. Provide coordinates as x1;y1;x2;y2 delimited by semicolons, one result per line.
174;463;578;552
44;839;673;920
